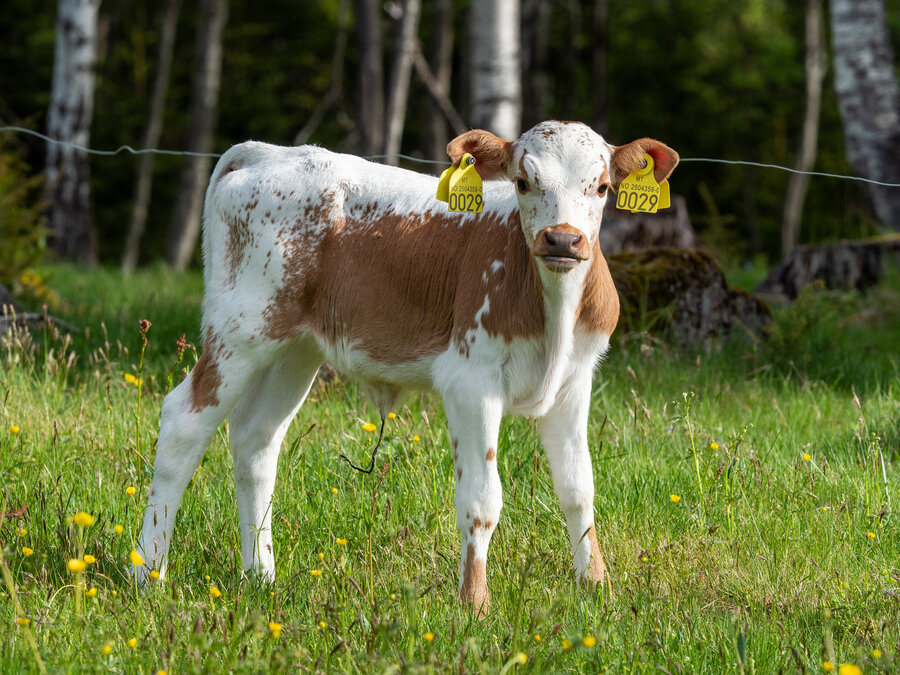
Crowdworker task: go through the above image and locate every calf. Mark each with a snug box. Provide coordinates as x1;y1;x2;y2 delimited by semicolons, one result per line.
137;121;678;612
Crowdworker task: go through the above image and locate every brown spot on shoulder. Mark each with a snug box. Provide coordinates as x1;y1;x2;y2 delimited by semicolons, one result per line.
576;241;620;336
190;329;223;412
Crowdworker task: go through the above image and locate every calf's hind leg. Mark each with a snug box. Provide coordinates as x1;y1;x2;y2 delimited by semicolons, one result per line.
227;339;322;579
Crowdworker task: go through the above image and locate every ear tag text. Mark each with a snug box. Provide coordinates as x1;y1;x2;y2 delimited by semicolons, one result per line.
616;153;670;213
436;154;483;213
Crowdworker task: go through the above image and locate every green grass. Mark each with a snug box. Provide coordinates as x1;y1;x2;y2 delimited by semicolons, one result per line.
1;265;899;673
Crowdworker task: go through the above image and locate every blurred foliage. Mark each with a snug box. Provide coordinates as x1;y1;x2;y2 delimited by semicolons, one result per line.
1;0;899;266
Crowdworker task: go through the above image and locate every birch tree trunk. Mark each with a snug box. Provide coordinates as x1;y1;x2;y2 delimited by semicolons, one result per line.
122;0;182;272
45;0;101;263
382;0;421;166
355;0;384;157
591;0;608;134
830;0;900;229
166;0;228;271
469;0;521;140
520;0;549;130
426;0;453;163
782;0;825;254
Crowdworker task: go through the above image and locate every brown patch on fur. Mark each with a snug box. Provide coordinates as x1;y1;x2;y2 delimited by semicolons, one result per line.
262;208;545;360
457;468;462;480
576;241;620;336
189;329;223;412
460;542;489;616
485;447;496;461
447;130;514;180
224;215;254;288
584;525;612;596
611;138;679;186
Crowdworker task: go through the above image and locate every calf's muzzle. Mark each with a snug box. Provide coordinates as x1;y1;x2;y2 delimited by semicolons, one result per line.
531;224;591;267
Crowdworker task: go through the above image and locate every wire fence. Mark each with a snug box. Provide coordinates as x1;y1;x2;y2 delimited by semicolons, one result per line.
4;124;900;187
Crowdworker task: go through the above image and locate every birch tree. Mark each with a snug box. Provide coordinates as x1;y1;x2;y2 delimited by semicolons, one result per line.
830;0;900;229
355;0;384;157
45;0;101;263
469;0;521;140
166;0;228;271
382;0;421;166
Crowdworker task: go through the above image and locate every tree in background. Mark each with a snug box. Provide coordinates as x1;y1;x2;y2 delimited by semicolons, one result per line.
830;0;900;230
383;0;421;166
45;0;101;264
355;0;385;157
166;0;228;272
469;0;522;140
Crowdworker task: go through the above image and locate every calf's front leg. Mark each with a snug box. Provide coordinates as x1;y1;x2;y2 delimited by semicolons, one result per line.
539;370;610;591
441;387;504;616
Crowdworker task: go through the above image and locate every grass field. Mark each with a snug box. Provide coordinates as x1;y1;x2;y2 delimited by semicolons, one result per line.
1;264;899;673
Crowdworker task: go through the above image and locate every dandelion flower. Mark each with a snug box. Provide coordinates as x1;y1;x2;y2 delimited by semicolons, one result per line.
16;616;30;627
872;649;882;659
709;442;719;450
583;635;596;648
10;425;20;434
114;524;124;535
336;538;347;546
85;587;98;598
209;586;221;599
268;621;283;638
74;512;95;527
514;652;528;665
83;554;96;564
157;671;168;675
390;593;396;600
318;552;324;560
387;412;396;420
126;638;137;649
125;486;137;496
318;621;326;630
670;494;681;503
102;644;112;655
838;665;861;675
310;569;322;578
129;550;145;567
124;373;137;385
562;639;572;650
423;632;434;642
823;662;834;672
149;570;160;580
111;590;117;597
67;558;87;573
205;575;211;581
17;527;26;537
331;487;338;494
803;453;811;461
866;531;876;539
412;435;421;442
22;547;33;556
362;422;377;433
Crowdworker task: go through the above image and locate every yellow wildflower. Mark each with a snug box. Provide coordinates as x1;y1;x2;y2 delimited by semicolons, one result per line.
837;665;861;675
514;652;528;665
823;662;834;672
803;453;811;461
102;644;112;655
318;552;324;560
205;575;211;581
670;494;681;503
412;435;420;442
9;424;20;434
336;538;347;546
387;412;396;420
17;527;26;537
124;373;137;385
111;590;117;597
533;634;542;642
114;524;124;535
872;649;882;659
423;632;434;642
149;570;160;580
709;442;719;450
126;638;137;649
310;569;322;578
866;531;876;539
83;554;96;564
126;486;137;496
562;639;572;650
129;550;145;567
22;547;33;556
362;422;377;433
210;586;222;599
85;587;98;598
319;621;327;629
74;512;95;527
67;558;87;573
16;616;30;627
583;635;596;648
157;671;168;675
268;621;283;638
390;593;396;600
331;487;338;494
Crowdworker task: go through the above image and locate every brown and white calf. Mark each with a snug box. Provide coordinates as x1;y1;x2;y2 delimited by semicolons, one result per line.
137;121;678;611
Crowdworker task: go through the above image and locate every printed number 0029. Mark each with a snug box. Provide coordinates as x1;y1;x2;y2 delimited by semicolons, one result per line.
616;189;658;212
449;192;483;212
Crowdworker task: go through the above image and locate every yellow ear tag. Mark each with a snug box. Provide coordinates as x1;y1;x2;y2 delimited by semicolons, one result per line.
436;164;454;203
616;153;661;214
447;154;483;213
658;178;671;210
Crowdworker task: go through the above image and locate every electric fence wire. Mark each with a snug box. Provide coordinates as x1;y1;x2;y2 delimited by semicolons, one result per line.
4;124;900;186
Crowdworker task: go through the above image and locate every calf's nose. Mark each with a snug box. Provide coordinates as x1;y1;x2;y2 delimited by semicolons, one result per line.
543;230;582;254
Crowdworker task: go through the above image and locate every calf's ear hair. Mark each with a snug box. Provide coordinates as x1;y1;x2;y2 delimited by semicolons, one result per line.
447;130;514;180
611;139;679;186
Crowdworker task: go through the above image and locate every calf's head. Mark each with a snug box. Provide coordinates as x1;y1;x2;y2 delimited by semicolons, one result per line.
447;121;679;273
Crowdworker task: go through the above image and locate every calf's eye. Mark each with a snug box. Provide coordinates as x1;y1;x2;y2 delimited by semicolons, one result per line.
597;184;609;197
515;178;529;194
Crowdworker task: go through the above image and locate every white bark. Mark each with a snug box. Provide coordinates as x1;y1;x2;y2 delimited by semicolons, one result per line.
469;0;521;140
45;0;101;263
830;0;900;229
382;0;421;166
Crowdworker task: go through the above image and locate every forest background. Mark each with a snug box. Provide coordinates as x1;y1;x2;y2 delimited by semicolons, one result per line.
3;0;900;278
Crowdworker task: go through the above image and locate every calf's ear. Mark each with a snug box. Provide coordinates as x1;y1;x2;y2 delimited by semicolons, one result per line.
611;139;679;186
447;130;514;180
